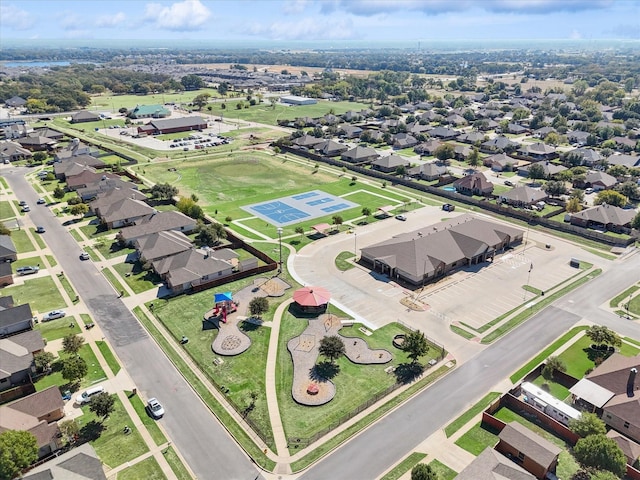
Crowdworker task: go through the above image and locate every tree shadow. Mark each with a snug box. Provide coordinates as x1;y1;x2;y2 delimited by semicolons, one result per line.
240;320;260;332
289;240;301;246
583;347;612;364
310;361;339;381
394;362;424;384
79;420;105;442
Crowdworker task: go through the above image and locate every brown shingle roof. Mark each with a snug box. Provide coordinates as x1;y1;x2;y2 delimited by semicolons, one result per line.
454;448;535;480
499;422;561;468
8;386;63;419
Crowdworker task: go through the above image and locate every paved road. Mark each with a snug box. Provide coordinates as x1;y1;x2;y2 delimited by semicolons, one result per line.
5;167;262;480
298;247;640;479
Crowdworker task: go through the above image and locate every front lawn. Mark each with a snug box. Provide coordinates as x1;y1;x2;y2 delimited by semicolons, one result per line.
6;276;67;313
9;228;36;253
93;239;134;260
558;334;640;379
34;343;107;391
428;459;457;480
116;457;166;480
35;315;81;342
454;422;499;455
113;261;161;294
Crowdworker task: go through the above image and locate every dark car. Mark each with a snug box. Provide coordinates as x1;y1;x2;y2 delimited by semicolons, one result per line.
442;204;455;212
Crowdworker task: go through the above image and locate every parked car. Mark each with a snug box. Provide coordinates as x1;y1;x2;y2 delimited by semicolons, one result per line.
42;309;66;322
79;252;90;260
442;204;455;212
504;180;514;187
19;200;27;206
395;214;407;221
37;198;46;204
22;205;30;212
17;266;39;276
147;398;165;418
76;385;105;405
585;187;594;194
36;226;45;233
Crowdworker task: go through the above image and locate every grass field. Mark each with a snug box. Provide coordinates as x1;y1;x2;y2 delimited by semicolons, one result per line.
7;276;67;313
116;457;166;480
35;316;81;342
557;334;639;379
428;460;457;480
9;229;36;253
113;262;160;294
89;88;223;111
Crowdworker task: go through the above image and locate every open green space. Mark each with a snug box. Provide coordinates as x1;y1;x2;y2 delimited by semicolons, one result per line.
444;392;501;438
101;267;130;297
46;254;57;267
335;251;356;271
9;228;36;253
380;452;427;480
34;343;107;391
610;284;640;308
35;316;81;342
90;89;222;111
428;459;457;480
116;457;166;480
163;447;192;480
69;228;84;242
277;315;445;449
132;306;275;471
0;177;8;190
58;273;77;302
77;396;149;469
113;261;161;294
7;276;66;313
80;313;94;326
557;334;639;379
97;340;122;376
629;292;640;316
126;391;167;446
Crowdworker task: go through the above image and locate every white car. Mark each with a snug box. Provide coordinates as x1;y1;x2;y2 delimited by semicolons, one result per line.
147;398;165;418
42;310;66;322
76;385;105;405
79;252;90;261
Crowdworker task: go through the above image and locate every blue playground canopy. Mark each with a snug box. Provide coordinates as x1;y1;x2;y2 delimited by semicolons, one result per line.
214;292;233;303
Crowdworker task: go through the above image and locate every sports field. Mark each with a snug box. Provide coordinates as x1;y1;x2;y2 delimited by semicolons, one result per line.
142;152;412;239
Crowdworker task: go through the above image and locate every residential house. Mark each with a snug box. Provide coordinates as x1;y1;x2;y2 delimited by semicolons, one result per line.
53;156;106;180
54;138;95;161
392;133;418;149
32;128;64;141
496;422;561;480
414;139;442;156
0;235;18;262
292;134;324;149
128;104;171;119
22;443;107;480
453;144;472;161
138;116;207;135
117;210;197;246
77;177;138;202
481;135;519;153
454;448;535;480
95;197;155;229
570;204;636;232
313;139;348;157
360;214;522;286
606;430;640;466
429;126;460;140
2;123;30;139
371;154;410;173
565;148;602;166
567;130;591;146
458;132;486;145
0;298;35;337
584;171;617;191
499;186;548;208
66;170;121;191
135;230;193;263
70;110;101;123
341;146;379;164
507;123;529;135
445;114;467;127
0;262;13;287
517;142;558;161
16;136;56;151
0;329;44;391
408;161;448;181
483;153;517;172
612;136;637;151
152;248;236;294
339;125;362;139
606;154;640;168
5;96;27;108
518;161;567;179
453;172;494;196
534;126;557;139
0;386;64;458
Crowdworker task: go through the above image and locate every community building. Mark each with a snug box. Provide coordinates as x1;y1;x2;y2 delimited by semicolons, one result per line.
137;116;207;135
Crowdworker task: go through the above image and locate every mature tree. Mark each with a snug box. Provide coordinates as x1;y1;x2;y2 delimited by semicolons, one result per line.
396;165;407;176
632;212;640;230
58;419;80;445
150;183;178;199
0;430;38;480
591;470;621;480
69;203;89;218
570;471;591;480
566;197;583;214
332;215;343;230
217;82;229;97
594;190;627;207
404;330;430;365
362;207;372;219
33;351;56;373
33;151;47;163
528;163;546;180
543;180;567;197
89;392;116;422
53;185;66;199
294;226;305;238
180;74;204;90
248;297;269;318
467;147;481;167
569;412;607;438
434;144;455;162
319;335;346;364
411;463;438;480
192;93;211;110
176;197;204;220
196;223;226;246
62;333;84;355
616;181;639;199
573;434;626;476
542;356;566;381
585;325;621;348
0;222;10;236
61;356;88;384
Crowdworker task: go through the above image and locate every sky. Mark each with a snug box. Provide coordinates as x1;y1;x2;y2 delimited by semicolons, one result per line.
1;0;639;46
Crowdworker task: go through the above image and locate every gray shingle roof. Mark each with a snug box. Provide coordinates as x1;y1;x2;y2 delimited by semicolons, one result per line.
571;204;636;227
455;448;535;480
499;422;561;468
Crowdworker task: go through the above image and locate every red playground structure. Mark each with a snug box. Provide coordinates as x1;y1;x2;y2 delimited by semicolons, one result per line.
212;292;238;323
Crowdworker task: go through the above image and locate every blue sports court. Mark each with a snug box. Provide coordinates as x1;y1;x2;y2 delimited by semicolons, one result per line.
242;190;358;227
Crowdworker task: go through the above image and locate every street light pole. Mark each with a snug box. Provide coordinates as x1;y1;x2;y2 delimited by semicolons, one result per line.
354;232;357;260
277;227;283;274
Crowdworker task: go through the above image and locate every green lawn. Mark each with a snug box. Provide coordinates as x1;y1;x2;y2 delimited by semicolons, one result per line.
35;316;81;342
93;239;134;260
163;447;192;480
6;276;67;313
454;422;499;455
444;392;501;438
9;228;36;253
90;89;222;111
30;228;47;249
558;334;640;379
69;228;84;242
34;344;107;391
113;261;161;294
101;267;130;297
428;459;457;480
610;284;640;308
58;273;78;302
116;457;166;480
11;255;43;272
79;222;116;239
97;340;121;376
77;396;149;469
335;251;356;271
46;254;57;267
126;391;167;446
380;452;427;480
0;201;13;219
531;376;570;400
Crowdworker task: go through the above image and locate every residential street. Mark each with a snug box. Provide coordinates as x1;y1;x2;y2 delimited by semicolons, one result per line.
4;167;262;480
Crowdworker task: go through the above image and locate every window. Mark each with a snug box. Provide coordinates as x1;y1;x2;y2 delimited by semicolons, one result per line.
518;452;525;461
624;422;629;429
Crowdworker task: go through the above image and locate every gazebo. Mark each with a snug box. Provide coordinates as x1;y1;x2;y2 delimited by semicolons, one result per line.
293;286;331;314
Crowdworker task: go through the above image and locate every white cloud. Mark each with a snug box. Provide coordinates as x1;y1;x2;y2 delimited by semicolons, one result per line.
96;12;127;28
283;0;311;14
321;0;615;16
569;29;582;39
0;3;36;30
144;0;211;31
247;17;355;40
